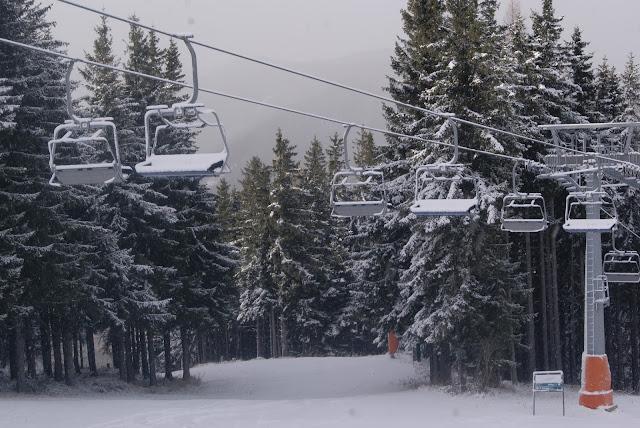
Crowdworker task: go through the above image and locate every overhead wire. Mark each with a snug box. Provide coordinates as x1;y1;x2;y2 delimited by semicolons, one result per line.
0;36;531;166
54;0;640;171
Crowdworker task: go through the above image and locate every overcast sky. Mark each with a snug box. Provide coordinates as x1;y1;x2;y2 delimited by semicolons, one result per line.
48;0;639;70
44;0;640;185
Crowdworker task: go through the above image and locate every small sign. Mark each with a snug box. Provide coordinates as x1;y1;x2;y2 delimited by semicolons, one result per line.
533;371;564;416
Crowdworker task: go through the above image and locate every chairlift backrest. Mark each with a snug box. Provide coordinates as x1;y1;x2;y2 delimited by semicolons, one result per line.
563;192;617;233
500;163;548;233
410;120;478;217
329;124;388;217
48;60;131;186
603;251;640;283
603;231;640;283
134;34;230;178
410;164;478;216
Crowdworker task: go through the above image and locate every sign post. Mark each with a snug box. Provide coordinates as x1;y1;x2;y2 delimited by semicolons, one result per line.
532;371;564;416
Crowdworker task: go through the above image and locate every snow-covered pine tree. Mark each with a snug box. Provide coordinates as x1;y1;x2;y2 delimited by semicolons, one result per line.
266;130;317;357
297;137;344;355
0;0;70;391
378;0;526;388
236;156;274;358
567;27;598;121
594;58;623;122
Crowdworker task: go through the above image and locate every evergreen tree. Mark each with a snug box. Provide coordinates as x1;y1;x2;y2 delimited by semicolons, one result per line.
266;130;315;357
0;0;69;391
567;27;597;121
594;58;623;122
236;156;274;358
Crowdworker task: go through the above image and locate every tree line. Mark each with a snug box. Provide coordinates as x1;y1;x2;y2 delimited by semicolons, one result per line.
2;0;640;394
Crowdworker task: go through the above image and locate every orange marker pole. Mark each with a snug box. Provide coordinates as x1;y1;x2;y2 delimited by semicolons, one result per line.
388;331;399;358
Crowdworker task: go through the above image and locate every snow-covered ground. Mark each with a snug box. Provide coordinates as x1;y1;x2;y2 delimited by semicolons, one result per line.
1;353;639;427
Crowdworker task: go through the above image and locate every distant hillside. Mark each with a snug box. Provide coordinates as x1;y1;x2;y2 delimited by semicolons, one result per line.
199;49;393;187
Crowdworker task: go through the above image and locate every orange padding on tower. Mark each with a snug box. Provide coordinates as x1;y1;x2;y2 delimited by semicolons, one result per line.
579;355;613;409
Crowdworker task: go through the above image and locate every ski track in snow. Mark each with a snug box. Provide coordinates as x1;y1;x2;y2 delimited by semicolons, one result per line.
1;354;639;427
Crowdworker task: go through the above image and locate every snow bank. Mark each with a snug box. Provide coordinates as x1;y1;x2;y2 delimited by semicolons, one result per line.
1;354;639;427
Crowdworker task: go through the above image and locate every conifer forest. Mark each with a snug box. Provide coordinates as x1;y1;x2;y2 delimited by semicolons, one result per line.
1;0;640;395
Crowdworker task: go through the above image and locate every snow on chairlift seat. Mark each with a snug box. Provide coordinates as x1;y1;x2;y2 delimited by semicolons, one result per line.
500;194;548;233
135;103;230;178
410;165;478;216
603;251;640;283
563;192;617;233
410;197;477;216
134;152;227;177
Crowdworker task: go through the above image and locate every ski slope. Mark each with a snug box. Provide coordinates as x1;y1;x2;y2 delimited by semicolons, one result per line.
1;353;639;427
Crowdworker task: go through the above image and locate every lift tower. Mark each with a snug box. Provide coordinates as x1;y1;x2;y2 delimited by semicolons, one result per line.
539;122;640;409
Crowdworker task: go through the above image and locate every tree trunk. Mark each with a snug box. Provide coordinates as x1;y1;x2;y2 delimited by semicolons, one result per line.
539;232;549;371
568;236;578;384
525;233;536;373
131;327;139;375
256;317;264;358
140;327;149;379
180;326;191;381
24;320;36;377
62;329;75;386
196;330;204;364
614;296;625;390
147;328;157;386
280;313;289;358
72;331;81;374
164;329;173;380
86;326;97;376
456;347;466;391
269;306;278;358
631;286;639;393
116;329;126;381
124;325;134;383
13;321;27;393
40;315;52;377
550;220;562;371
52;319;64;382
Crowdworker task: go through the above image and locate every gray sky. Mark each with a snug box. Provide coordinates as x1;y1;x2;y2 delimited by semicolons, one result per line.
45;0;640;185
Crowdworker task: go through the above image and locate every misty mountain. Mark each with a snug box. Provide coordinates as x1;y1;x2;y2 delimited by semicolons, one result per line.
197;49;393;187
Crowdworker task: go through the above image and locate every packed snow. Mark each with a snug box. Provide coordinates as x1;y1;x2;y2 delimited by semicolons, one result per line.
1;353;639;427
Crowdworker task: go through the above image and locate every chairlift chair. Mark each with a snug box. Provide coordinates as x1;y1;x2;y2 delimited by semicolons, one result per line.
48;60;131;186
330;124;388;217
563;191;617;233
410;119;478;217
134;34;230;178
500;163;548;233
603;233;640;283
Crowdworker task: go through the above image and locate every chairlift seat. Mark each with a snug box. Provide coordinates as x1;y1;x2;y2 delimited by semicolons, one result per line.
411;163;478;217
51;163;132;185
563;218;617;233
563;192;617;233
134;152;229;177
501;194;548;233
603;251;640;283
332;200;387;217
141;101;231;178
48;118;130;186
330;169;388;217
410;197;478;216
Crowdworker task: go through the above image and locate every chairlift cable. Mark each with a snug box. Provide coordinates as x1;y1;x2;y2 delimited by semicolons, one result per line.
0;36;532;166
55;0;634;164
